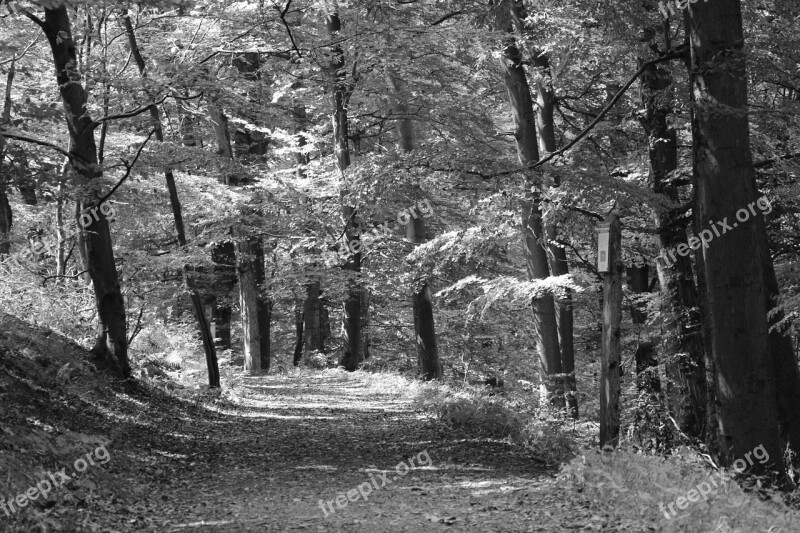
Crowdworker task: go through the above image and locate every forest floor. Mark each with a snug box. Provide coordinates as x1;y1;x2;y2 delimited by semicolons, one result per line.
6;315;800;532
0;314;619;532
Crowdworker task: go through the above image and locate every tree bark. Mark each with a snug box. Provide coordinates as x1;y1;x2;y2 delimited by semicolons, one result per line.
534;51;577;417
252;236;271;371
687;0;784;475
326;7;362;371
640;60;706;439
494;0;563;406
0;62;13;255
754;189;800;458
235;233;261;374
293;302;305;366
303;281;324;354
39;6;129;377
389;71;441;380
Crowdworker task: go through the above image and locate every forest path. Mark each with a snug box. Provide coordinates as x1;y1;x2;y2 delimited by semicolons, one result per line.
111;369;602;532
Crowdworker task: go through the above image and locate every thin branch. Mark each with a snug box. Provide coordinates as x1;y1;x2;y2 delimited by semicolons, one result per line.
91;92;203;128
97;129;156;205
0;30;42;66
431;11;463;26
527;47;688;172
41;270;88;286
275;0;303;58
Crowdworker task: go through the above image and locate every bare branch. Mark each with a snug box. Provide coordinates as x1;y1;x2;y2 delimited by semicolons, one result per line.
431;11;463;26
91;92;203;128
528;47;688;172
275;0;303;59
97;129;157;205
0;128;93;165
0;30;42;66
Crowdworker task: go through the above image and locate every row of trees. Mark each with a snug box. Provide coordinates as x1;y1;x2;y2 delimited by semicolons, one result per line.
1;0;799;481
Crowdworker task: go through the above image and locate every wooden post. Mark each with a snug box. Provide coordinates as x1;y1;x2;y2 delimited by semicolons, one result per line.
598;215;622;448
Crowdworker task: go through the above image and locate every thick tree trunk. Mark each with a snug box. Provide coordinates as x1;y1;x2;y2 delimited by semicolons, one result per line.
40;6;129;377
640;59;706;439
495;0;563;406
235;234;261;374
753;191;800;457
687;0;784;475
408;215;442;380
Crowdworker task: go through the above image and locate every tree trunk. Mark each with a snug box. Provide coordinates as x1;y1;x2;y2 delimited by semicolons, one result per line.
211;241;235;350
206;104;237;350
190;290;220;387
123;11;219;386
408;214;441;380
389;71;441;380
40;6;129;377
639;58;706;439
252;236;271;372
235;233;261;374
494;0;563;406
0;62;13;255
687;0;784;475
303;281;324;354
534;51;577;417
754;189;800;457
292;85;310;179
326;8;362;371
293;303;305;366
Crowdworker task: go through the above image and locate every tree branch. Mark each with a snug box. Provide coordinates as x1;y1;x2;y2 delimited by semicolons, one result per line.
97;128;156;205
431;11;463;26
527;47;687;172
91;92;203;128
274;0;303;59
0;128;93;165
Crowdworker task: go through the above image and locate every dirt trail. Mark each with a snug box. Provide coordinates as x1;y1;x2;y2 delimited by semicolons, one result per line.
91;370;601;532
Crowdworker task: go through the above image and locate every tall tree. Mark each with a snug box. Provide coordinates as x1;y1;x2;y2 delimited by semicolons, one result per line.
27;5;129;377
687;0;784;474
122;10;219;387
0;62;13;255
532;51;578;417
494;0;563;406
325;6;362;371
388;71;442;380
